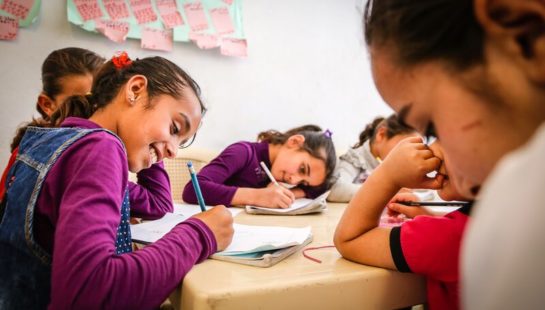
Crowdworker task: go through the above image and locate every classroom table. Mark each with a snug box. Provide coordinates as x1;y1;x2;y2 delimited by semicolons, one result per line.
169;203;426;310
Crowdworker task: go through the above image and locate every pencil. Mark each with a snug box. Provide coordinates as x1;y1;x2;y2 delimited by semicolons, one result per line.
187;161;206;212
260;161;280;187
398;201;470;207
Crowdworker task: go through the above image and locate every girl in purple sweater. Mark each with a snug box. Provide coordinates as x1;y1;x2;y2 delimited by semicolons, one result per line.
183;125;336;209
0;52;233;309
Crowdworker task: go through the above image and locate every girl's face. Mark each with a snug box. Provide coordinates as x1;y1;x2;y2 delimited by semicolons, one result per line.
271;138;327;187
122;89;202;173
374;130;420;160
370;47;544;198
38;74;93;117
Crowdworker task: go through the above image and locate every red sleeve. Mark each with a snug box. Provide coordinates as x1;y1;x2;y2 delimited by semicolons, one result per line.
128;161;174;220
389;212;468;282
0;147;18;202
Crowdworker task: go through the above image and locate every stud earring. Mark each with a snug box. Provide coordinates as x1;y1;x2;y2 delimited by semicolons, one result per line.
128;97;135;103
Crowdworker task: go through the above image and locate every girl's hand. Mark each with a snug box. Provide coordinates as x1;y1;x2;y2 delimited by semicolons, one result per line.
256;183;295;208
192;205;234;251
387;192;433;219
380;137;443;189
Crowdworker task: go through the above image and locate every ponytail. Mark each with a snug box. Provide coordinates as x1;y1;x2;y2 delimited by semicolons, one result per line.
353;114;415;149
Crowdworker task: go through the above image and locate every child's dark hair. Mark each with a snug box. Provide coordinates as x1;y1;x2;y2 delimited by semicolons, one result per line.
51;54;205;130
10;48;105;152
353;114;415;148
39;47;105;118
364;0;484;71
257;124;337;189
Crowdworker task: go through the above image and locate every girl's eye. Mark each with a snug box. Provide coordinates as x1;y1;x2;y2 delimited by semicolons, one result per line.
171;122;179;135
424;122;437;144
299;164;306;174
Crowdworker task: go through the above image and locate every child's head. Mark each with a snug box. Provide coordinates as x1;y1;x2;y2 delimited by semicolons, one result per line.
353;114;417;160
257;125;337;189
56;52;206;173
363;0;545;197
37;47;105;118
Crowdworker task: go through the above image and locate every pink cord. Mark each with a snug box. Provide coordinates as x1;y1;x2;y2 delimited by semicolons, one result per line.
303;245;335;263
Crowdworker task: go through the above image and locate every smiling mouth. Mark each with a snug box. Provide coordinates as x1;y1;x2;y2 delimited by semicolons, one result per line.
149;146;160;165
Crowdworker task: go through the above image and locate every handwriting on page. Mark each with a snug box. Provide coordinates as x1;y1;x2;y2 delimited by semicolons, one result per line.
141;27;173;51
156;0;184;29
209;7;234;35
220;38;247;57
184;2;208;32
1;0;34;20
129;0;157;24
103;0;130;20
96;20;129;43
0;16;18;40
189;32;219;49
73;0;103;21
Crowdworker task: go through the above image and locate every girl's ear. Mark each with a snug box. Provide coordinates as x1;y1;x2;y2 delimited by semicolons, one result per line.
124;75;148;105
37;93;57;117
374;126;387;143
286;134;305;148
475;0;545;84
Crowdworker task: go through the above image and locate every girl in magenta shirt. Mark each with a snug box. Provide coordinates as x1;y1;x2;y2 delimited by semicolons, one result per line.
0;53;233;309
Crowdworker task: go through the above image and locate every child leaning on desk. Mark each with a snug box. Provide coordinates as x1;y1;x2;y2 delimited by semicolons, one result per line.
183;125;336;209
0;48;175;221
0;53;234;309
334;137;471;310
328;113;418;202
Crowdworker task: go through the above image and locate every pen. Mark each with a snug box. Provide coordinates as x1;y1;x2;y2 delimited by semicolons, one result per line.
260;161;280;187
187;161;206;212
398;201;471;207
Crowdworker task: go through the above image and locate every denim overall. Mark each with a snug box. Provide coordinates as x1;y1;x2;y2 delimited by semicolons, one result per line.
0;126;132;309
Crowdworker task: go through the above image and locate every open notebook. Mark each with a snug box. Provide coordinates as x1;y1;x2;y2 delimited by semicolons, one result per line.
130;204;312;267
245;191;330;215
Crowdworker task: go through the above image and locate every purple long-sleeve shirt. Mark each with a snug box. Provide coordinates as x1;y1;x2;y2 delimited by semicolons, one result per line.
182;141;324;206
34;117;216;309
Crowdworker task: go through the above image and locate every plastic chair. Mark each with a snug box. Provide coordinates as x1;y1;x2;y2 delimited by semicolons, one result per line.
163;147;217;203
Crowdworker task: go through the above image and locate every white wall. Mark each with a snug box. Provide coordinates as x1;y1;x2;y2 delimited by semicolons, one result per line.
0;0;390;169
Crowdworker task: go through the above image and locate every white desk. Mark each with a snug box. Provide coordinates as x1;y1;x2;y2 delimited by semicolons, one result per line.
170;203;426;310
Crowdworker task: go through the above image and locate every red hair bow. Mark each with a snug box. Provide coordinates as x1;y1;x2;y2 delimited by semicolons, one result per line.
112;51;132;69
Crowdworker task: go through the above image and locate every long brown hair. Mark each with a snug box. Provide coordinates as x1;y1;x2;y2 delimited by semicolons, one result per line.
10;48;105;152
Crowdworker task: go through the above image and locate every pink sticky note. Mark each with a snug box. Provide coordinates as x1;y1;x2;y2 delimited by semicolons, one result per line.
141;28;173;51
103;0;130;20
129;0;157;24
160;12;184;29
183;2;208;32
220;38;247;57
96;20;129;43
73;0;103;21
209;7;234;35
189;32;219;49
222;0;233;5
0;16;18;40
1;0;34;20
156;0;183;28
